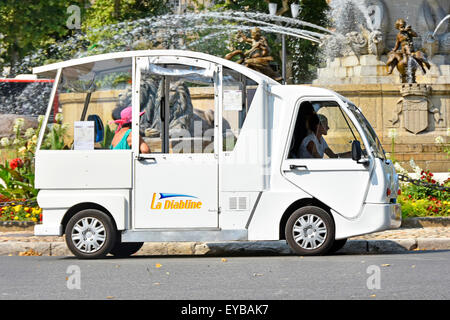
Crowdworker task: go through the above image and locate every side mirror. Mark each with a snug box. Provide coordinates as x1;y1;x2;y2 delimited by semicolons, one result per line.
351;140;362;161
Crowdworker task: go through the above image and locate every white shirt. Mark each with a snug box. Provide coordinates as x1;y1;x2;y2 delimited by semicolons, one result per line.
299;133;329;158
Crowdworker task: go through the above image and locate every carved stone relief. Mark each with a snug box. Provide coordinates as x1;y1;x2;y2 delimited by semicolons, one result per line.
390;84;443;134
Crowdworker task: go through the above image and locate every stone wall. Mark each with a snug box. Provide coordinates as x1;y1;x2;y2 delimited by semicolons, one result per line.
314;54;450;85
321;82;449;172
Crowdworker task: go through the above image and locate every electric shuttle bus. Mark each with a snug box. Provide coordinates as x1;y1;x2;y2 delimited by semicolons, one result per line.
32;50;401;258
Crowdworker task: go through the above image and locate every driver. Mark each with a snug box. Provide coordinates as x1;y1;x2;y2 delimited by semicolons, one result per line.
299;114;351;159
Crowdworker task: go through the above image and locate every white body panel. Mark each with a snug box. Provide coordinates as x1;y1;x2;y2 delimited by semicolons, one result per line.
221;84;269;192
219;191;260;229
32;50;401;243
35;150;132;189
281;158;371;219
134;154;218;228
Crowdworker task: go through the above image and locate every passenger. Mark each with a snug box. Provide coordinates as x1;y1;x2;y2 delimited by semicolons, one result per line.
299;114;343;159
289;101;316;158
110;106;151;153
298;113;322;158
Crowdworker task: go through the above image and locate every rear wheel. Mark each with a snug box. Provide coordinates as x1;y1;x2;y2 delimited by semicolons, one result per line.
65;209;117;259
285;206;335;256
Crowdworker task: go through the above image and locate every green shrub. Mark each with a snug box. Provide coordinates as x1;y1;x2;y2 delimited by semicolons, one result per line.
0;115;68;204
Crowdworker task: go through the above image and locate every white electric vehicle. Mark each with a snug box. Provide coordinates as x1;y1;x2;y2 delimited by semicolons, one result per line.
32;50;401;258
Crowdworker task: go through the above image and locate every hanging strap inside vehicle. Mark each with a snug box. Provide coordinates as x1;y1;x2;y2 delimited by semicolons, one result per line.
80;74;97;121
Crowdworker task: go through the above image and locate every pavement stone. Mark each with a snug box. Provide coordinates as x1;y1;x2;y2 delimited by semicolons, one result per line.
417;238;450;251
367;239;417;253
0;227;449;256
0;242;51;256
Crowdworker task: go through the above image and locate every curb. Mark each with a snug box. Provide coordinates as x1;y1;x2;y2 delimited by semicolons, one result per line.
1;239;450;256
0;221;36;232
400;217;450;228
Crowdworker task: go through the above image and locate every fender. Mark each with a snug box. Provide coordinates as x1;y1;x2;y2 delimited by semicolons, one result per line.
37;189;130;232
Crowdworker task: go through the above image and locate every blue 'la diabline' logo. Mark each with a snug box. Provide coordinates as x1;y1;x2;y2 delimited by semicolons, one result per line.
158;193;198;200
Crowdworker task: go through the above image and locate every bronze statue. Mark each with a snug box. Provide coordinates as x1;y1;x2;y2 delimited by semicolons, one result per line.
386;18;431;83
225;27;282;81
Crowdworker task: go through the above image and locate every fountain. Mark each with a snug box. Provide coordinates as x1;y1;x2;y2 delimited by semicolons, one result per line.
12;10;329;76
224;27;282;81
1;3;448;172
314;0;449;172
2;9;331;141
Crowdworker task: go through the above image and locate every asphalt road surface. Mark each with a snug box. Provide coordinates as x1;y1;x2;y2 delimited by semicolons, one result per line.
1;251;449;300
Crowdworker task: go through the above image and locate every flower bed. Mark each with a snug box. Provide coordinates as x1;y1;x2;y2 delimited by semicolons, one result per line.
0;195;41;222
396;161;449;219
0;204;42;222
399;196;449;218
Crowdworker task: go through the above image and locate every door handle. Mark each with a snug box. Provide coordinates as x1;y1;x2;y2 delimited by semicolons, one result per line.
289;164;308;170
137;156;156;162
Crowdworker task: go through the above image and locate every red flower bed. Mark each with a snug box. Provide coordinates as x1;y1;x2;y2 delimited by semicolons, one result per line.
9;158;24;170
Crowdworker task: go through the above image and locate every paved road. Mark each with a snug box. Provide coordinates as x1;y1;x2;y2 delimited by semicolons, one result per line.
1;251;449;300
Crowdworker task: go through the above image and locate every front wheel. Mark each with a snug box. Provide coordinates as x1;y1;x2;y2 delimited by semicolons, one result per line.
285;206;335;256
65;209;117;259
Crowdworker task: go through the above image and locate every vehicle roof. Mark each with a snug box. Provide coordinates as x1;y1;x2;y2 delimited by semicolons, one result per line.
33;49;280;85
270;84;355;106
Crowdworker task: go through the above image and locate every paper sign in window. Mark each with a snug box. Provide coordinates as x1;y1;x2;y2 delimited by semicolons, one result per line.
74;121;94;150
224;90;243;111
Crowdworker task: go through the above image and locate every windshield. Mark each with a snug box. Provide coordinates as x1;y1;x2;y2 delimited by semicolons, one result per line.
347;104;385;160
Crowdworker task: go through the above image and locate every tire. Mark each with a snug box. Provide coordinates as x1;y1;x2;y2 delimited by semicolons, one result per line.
328;238;348;254
285;206;335;256
110;242;144;258
65;209;117;259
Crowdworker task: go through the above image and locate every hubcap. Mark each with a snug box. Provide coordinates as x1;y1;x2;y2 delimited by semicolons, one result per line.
292;214;327;250
71;217;106;254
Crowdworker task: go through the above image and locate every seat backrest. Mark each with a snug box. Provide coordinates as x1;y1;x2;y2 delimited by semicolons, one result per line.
87;114;104;143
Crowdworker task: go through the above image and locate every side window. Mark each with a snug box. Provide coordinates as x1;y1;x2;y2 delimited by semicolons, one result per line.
316;104;365;158
289;101;364;159
222;68;256;151
139;73;163;153
40;58;133;150
169;70;215;154
139;64;216;154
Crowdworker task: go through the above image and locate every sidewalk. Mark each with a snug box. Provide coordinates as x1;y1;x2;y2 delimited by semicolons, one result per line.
1;224;450;256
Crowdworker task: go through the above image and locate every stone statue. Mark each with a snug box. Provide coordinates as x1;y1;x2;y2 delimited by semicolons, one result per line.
386;18;431;83
367;29;385;57
345;31;369;56
114;76;232;140
225;27;282;81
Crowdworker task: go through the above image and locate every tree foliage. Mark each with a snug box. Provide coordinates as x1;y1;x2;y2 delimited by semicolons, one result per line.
212;0;329;84
0;0;88;73
289;0;329;83
1;0;329;84
83;0;169;31
1;0;171;75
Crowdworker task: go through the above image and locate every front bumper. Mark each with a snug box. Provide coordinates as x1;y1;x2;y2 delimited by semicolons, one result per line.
365;202;402;231
334;202;402;239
